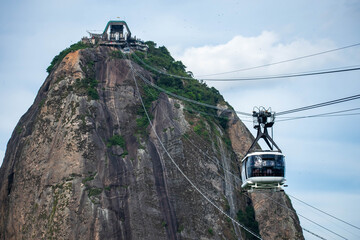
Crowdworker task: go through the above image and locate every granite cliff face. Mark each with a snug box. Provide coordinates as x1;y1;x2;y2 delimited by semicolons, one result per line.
0;44;304;239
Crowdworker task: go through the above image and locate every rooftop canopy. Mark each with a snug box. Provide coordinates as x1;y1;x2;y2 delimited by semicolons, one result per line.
102;20;131;37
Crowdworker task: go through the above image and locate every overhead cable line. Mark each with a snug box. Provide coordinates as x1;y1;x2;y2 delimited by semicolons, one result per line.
132;51;360;120
135;65;360;120
288;194;360;231
302;228;327;240
278;113;360;122
277;107;360;122
142;87;256;237
128;47;357;239
145;93;245;182
201;65;360;82
277;94;360;116
132;50;360;83
140;81;252;122
127;57;263;240
140;71;348;240
130;55;251;117
196;42;360;77
131;53;193;80
173;101;358;237
133;68;252;116
256;192;348;240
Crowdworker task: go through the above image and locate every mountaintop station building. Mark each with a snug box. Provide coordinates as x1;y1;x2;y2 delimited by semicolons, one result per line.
82;20;148;51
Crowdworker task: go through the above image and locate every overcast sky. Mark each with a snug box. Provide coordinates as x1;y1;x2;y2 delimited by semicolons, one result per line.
1;1;359;239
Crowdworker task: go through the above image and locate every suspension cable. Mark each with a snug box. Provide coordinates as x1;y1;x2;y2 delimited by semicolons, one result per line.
140;71;345;240
277;94;360;116
132;50;360;83
132;51;360;121
133;67;252;116
277;107;360;122
302;227;328;240
196;42;360;77
131;52;193;80
288;194;360;231
200;65;360;81
126;50;357;239
255;192;348;240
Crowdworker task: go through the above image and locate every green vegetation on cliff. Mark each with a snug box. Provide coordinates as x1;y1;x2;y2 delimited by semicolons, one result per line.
107;134;128;157
74;77;99;100
237;206;260;240
130;41;236;152
131;41;230;139
47;41;91;73
76;56;99;100
107;134;126;148
132;41;225;115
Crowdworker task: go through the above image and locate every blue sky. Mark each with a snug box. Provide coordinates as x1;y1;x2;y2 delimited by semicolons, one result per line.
1;1;359;239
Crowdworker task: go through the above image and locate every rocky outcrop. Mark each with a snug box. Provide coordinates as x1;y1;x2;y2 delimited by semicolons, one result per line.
0;45;303;239
226;112;304;240
250;192;304;240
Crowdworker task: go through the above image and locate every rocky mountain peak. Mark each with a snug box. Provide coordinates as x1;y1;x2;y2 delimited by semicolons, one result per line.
0;43;303;239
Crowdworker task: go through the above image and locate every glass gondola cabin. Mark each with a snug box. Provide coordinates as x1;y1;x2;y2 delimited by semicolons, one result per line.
241;151;285;190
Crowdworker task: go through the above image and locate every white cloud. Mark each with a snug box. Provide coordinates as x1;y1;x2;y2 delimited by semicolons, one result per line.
175;34;360;240
175;31;354;91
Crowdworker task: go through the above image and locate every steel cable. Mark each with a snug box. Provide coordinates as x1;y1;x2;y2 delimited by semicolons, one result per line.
124;49;357;239
288;194;360;231
196;43;360;77
277;94;360;116
136;66;343;240
201;66;360;81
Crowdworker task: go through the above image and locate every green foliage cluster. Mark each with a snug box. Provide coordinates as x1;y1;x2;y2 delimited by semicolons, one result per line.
107;134;128;157
73;59;100;100
218;116;229;130
47;41;90;73
75;77;99;100
15;125;22;134
132;41;226;129
82;171;96;184
135;116;148;131
237;206;260;240
223;136;232;148
136;41;188;77
82;176;93;185
193;120;209;138
131;40;237;155
161;221;167;228
87;187;102;197
135;84;159;135
107;134;126;148
110;50;125;59
177;225;184;233
38;99;46;108
86;60;99;99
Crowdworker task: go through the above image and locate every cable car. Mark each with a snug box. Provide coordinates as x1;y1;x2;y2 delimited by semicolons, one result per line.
241;107;286;192
241;151;285;190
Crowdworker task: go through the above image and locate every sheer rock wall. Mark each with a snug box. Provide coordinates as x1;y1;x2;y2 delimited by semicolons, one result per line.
0;46;303;240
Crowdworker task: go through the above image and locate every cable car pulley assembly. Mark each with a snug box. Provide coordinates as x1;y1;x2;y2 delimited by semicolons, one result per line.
241;107;286;192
